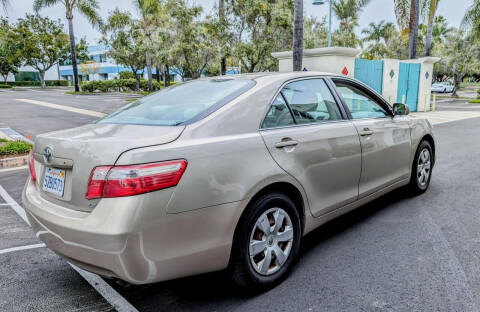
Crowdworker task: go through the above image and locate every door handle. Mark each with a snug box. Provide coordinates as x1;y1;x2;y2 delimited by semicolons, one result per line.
359;128;374;136
275;139;299;148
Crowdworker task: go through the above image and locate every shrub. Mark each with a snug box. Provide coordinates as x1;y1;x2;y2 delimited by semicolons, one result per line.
119;71;135;79
81;78;168;92
6;80;69;87
0;140;33;155
0;84;12;88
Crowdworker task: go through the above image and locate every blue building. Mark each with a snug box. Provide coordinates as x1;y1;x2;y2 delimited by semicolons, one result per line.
59;45;182;82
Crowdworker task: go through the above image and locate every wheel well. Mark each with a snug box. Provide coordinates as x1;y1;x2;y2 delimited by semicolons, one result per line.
228;182;306;267
421;134;435;164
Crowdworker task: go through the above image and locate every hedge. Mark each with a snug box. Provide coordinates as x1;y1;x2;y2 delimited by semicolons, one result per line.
81;79;177;92
0;84;12;88
6;80;69;87
0;140;33;156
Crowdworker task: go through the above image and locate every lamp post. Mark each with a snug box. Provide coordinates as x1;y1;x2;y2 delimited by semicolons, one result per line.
312;0;333;47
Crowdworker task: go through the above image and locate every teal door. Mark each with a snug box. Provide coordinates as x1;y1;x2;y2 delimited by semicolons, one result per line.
397;63;420;111
354;59;384;94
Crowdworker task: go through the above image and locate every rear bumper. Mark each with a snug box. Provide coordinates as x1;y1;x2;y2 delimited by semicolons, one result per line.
22;177;244;284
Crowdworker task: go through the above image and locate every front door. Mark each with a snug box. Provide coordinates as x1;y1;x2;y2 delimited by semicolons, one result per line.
260;78;362;217
332;79;412;197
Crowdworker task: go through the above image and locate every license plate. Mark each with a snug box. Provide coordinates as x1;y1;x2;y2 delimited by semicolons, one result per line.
42;167;66;197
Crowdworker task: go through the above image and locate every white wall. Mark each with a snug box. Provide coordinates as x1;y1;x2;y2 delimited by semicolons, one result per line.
273;47;361;78
6;65;59;82
381;59;400;104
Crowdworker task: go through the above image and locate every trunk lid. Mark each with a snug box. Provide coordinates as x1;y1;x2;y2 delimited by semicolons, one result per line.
33;123;185;212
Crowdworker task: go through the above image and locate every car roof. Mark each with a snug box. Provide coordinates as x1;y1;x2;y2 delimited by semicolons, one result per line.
202;71;342;81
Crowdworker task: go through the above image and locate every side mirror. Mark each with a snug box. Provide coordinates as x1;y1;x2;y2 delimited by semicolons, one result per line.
393;103;410;116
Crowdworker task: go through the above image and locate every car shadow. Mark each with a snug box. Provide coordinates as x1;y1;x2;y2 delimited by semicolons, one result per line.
109;188;410;311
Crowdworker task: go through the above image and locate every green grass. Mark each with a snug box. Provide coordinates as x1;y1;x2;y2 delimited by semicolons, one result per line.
126;99;137;102
0;138;8;143
468;99;480;104
460;82;480;88
0;140;32;156
0;84;12;88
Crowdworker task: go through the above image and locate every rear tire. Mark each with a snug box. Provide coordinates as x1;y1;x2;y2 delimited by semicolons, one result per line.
407;140;433;195
230;192;301;292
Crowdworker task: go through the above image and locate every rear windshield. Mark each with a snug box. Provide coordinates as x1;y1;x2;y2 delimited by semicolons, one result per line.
98;79;255;126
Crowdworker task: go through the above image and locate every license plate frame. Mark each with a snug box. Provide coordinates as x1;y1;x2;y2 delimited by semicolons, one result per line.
42;167;66;197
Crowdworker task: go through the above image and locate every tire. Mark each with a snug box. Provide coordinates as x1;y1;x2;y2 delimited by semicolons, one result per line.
443;88;446;93
407;140;433;195
230;192;302;291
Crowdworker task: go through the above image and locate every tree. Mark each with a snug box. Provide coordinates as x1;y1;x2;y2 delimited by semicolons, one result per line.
102;9;146;90
218;0;227;75
134;0;162;91
15;14;70;88
361;21;397;59
167;0;219;79
293;0;303;71
407;0;420;58
462;0;480;39
227;0;294;73
331;0;371;48
425;0;440;56
393;0;422;58
435;29;480;96
79;60;100;80
0;19;22;82
303;16;328;49
34;0;102;92
1;0;8;12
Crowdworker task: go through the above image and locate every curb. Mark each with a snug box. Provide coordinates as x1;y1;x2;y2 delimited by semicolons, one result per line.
0;155;29;169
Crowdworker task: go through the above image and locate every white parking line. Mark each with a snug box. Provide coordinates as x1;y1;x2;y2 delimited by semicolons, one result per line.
0;185;139;312
15;99;106;118
0;166;28;173
0;243;46;255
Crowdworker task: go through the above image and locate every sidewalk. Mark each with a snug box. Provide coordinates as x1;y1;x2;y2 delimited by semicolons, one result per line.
410;110;480;125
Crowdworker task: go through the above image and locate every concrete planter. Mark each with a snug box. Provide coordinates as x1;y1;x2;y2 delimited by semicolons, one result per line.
0;154;29;169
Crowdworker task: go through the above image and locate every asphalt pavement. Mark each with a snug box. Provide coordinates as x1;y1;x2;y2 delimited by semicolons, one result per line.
1;88;480;311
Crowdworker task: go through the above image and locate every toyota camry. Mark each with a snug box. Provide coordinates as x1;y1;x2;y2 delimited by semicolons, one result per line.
23;72;435;290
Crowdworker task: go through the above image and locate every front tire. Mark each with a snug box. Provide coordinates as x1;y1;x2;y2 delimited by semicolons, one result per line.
408;140;433;194
230;192;302;291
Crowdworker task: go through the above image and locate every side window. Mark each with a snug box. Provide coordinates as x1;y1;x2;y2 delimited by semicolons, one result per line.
261;94;295;128
281;79;342;124
333;82;389;119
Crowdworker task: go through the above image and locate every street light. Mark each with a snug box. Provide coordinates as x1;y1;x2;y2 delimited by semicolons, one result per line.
312;0;332;47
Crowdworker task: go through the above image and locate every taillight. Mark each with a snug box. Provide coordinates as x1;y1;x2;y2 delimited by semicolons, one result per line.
85;160;187;199
28;151;36;182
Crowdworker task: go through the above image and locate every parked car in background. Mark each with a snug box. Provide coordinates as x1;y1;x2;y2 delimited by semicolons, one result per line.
432;82;455;93
23;72;435;291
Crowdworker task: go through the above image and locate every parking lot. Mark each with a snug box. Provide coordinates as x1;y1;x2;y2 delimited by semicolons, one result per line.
2;89;480;311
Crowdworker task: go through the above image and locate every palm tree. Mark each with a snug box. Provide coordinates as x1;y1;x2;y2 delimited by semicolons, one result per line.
408;0;419;59
1;0;9;12
425;0;440;56
362;21;390;45
293;0;303;71
393;0;420;59
34;0;102;92
332;0;371;33
134;0;161;91
462;0;480;39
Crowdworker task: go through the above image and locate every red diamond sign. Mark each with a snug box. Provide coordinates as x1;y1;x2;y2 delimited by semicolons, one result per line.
341;66;349;76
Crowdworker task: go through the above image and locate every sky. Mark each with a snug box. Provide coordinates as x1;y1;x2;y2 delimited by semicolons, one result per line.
1;0;474;45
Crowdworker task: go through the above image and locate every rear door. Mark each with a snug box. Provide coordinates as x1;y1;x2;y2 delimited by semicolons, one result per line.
260;78;362;217
331;78;412;198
